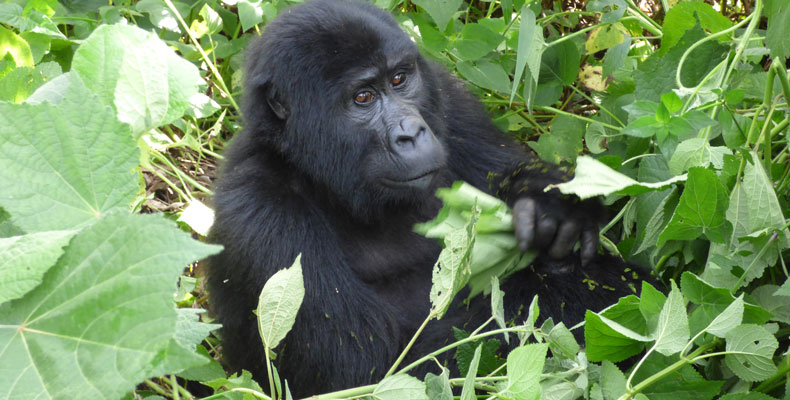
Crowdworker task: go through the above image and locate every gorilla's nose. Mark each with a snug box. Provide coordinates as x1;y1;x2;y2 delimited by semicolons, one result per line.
391;116;435;157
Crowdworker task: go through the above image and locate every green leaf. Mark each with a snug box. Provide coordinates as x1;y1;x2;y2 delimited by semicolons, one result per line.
460;344;482;400
547;322;580;360
587;0;627;23
412;0;461;31
490;276;509;345
416;182;533;298
457;59;511;93
630;352;724;400
0;230;75;304
600;360;626;400
752;285;790;324
510;7;543;103
237;0;264;32
661;92;683;114
0;213;221;399
424;368;453;400
174;308;220;350
0;62;61;103
705;154;790;288
506;343;548;400
585;121;608;154
720;393;782;400
71;24;202;136
634;24;727;102
549;156;687;200
135;0;184;32
0;4;64;39
455;22;503;60
765;0;790;60
622;115;661;138
190;4;223;38
0;26;33;67
429;217;474;318
585;310;648;362
540;39;579;86
602;34;630;78
256;254;305;350
652;281;689;356
668;138;730;175
718;108;748;148
585;23;626;54
724;324;779;382
204;370;265;396
633;187;679;255
740;154;790;236
704;294;744;338
681;272;771;335
660;2;731;55
659;167;729;245
372;374;428;400
638;281;667;332
527;115;584;164
0;75;139;232
453;328;503;377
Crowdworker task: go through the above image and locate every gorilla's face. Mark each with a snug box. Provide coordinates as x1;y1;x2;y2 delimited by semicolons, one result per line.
244;0;449;218
244;1;447;219
343;54;447;193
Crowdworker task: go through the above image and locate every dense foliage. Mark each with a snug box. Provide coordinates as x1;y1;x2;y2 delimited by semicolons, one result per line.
0;0;789;399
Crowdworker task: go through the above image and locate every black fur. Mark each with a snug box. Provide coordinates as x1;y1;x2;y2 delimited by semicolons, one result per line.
207;0;640;396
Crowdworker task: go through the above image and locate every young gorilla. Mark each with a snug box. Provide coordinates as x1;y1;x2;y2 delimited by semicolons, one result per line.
208;0;640;396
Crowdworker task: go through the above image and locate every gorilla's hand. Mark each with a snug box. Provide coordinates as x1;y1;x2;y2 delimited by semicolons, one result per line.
512;197;600;266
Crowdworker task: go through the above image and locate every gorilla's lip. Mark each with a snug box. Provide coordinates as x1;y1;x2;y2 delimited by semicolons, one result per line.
382;168;440;187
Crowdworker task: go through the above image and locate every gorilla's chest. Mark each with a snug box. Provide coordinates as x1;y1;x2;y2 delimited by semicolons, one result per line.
339;223;441;284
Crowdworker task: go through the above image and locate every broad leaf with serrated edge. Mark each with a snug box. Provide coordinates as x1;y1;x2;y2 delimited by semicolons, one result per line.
549;156;686;200
724;324;779;382
652;281;689;356
0;213;221;400
372;374;428;400
0;75;138;232
71;24;201;136
0;231;75;304
506;343;547;400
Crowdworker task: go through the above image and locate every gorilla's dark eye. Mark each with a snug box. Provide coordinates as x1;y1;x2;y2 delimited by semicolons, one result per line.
354;91;374;104
392;72;405;86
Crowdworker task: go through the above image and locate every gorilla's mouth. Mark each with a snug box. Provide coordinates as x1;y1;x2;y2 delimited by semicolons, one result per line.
382;168;440;188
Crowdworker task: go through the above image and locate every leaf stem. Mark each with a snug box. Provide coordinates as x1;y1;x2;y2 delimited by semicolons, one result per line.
308;384;377;399
265;346;276;399
675;15;751;90
396;327;530;376
384;314;432;377
163;0;240;112
755;354;790;393
619;341;717;400
624;0;662;35
534;105;622;131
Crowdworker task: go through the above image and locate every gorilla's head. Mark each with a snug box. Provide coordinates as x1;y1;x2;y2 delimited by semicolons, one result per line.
243;0;448;219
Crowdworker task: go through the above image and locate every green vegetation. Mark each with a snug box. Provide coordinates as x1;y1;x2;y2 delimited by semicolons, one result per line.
0;0;789;399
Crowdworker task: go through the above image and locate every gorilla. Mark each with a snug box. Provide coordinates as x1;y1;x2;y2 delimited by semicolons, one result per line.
207;0;640;396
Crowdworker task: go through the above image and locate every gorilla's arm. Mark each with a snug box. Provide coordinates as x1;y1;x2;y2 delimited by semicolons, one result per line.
432;66;603;264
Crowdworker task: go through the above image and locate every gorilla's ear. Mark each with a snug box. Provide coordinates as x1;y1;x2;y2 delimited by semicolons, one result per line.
266;87;289;120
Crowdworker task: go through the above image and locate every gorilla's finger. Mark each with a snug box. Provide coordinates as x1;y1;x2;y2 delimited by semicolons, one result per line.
536;216;558;248
513;198;537;252
548;220;581;259
580;228;599;267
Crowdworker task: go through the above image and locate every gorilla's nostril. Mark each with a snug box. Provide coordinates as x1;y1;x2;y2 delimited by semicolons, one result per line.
395;135;413;146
